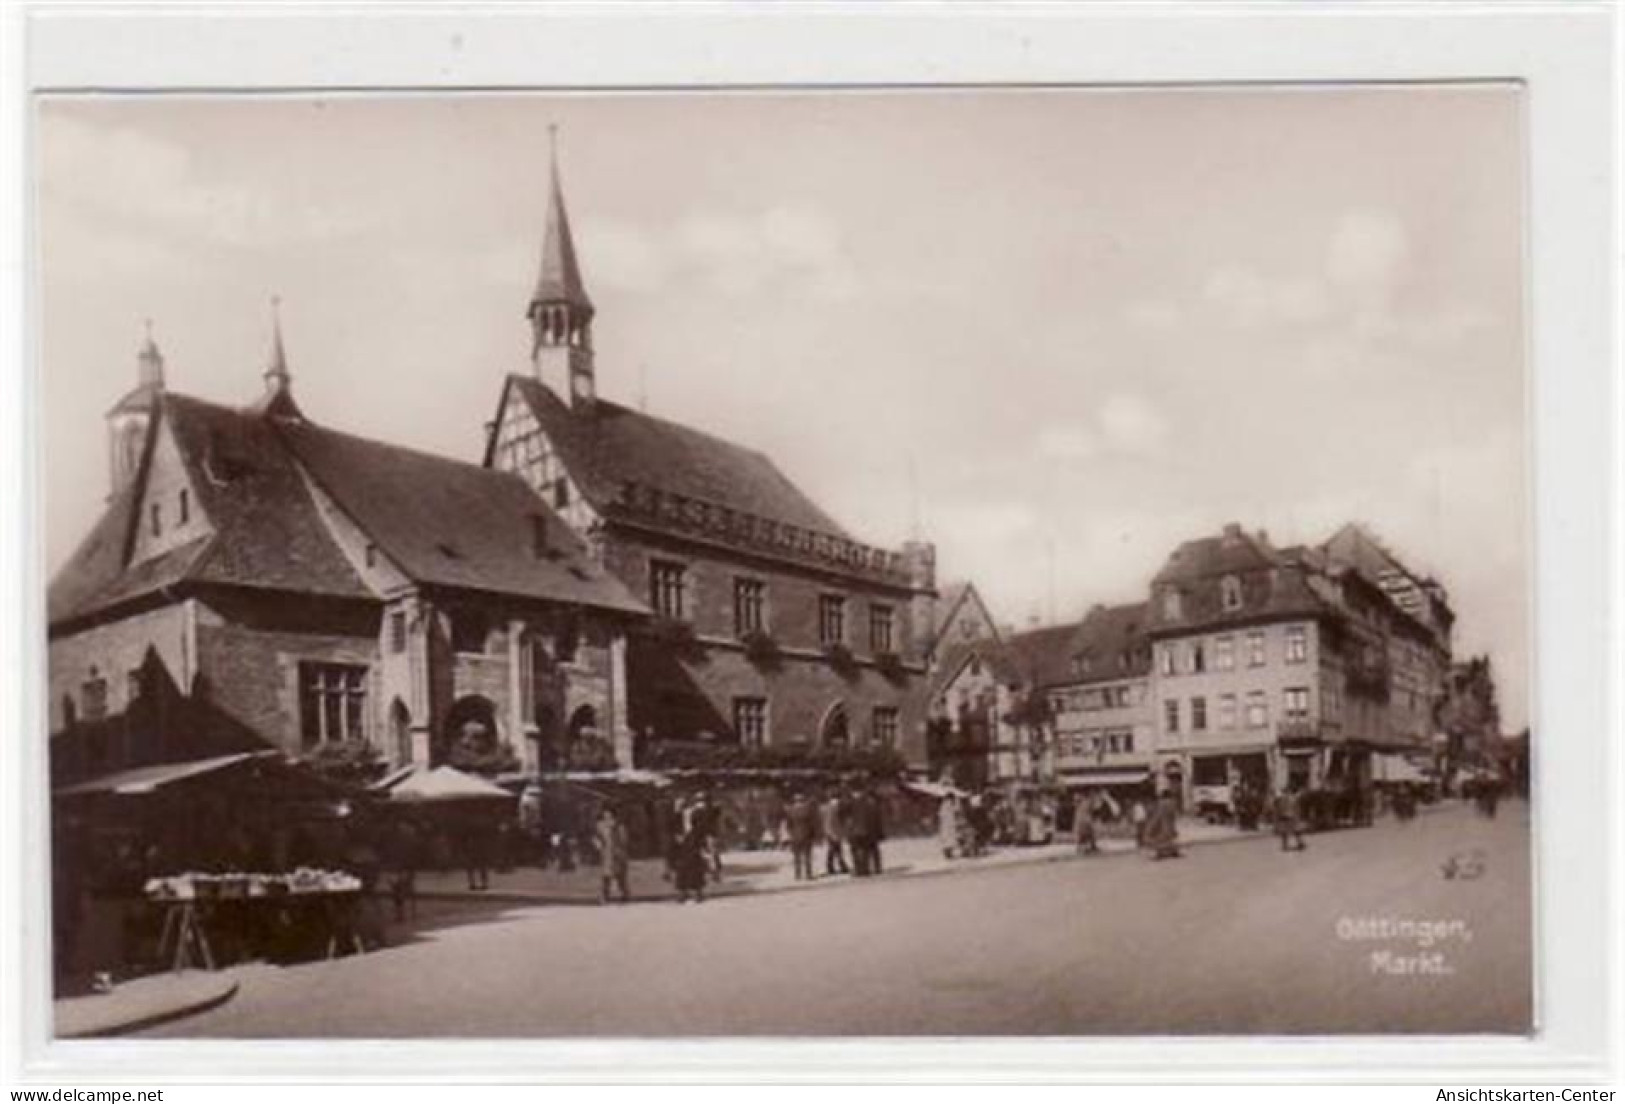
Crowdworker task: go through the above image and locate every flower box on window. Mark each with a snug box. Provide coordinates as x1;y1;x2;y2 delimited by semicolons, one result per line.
741;629;782;667
822;642;858;673
873;649;905;680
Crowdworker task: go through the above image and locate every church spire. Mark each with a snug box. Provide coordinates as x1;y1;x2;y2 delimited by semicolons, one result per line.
527;126;597;408
531;125;593;316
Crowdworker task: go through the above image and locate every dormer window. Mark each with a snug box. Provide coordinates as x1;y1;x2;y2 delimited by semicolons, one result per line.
1221;574;1243;611
1161;586;1182;620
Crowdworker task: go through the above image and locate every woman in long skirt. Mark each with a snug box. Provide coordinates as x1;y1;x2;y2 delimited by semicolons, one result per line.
1144;792;1182;860
668;827;707;904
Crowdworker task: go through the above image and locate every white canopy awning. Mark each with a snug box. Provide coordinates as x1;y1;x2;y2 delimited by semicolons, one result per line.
387;765;512;802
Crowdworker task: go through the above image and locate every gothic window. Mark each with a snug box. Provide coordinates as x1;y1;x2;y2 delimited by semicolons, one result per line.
733;577;766;636
388;610;408;654
733;697;769;747
649;560;688;620
298;662;368;748
819;595;847;646
869;604;895;653
871;706;900;748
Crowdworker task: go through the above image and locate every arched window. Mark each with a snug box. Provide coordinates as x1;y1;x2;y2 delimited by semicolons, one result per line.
1221;575;1244;612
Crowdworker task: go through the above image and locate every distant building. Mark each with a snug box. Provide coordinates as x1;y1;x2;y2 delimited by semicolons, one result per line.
482;142;937;766
1146;522;1453;807
922;638;1022;790
48;323;645;784
1042;602;1155;796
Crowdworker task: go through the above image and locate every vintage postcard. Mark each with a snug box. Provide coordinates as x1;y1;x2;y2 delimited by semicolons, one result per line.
34;85;1537;1042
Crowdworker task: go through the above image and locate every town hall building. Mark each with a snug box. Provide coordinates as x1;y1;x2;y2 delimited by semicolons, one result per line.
482;146;938;765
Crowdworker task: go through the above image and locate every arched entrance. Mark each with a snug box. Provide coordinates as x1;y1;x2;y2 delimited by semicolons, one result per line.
389;698;412;766
820;701;850;749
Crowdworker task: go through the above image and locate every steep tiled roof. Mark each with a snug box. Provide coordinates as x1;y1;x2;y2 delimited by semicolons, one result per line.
166;395;369;600
277;418;644;613
1004;622;1085;691
1069;602;1151;684
50;390;646;630
506;375;847;537
926;638;1023;704
1152;526;1278;584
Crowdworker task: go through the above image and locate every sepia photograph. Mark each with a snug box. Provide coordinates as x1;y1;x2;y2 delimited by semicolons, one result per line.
36;84;1535;1042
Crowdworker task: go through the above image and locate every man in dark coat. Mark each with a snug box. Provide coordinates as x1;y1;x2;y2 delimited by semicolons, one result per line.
784;792;818;880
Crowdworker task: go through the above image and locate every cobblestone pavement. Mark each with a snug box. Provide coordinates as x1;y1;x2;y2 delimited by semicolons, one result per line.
140;800;1530;1038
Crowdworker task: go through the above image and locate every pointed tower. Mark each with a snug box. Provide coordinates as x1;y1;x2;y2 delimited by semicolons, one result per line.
253;296;302;419
106;321;165;497
527;126;596;408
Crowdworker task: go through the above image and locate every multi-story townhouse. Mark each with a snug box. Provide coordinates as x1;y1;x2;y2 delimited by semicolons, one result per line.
1146;522;1454;809
1043;602;1155;797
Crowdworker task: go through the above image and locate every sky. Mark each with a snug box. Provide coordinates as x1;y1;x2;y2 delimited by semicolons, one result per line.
35;87;1530;730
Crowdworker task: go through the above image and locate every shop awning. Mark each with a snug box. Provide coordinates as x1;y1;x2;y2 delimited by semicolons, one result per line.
1057;768;1152;786
901;779;970;800
54;751;283;797
387;765;513;803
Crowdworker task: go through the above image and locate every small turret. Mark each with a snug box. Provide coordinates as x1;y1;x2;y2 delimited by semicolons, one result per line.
252;296;302;419
106;320;165;497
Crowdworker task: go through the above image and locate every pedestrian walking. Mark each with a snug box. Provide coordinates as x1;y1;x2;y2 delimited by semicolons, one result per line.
667;798;708;904
1074;793;1100;855
938;795;962;860
1145;790;1182;860
1275;786;1308;852
595;806;631;904
820;790;850;875
849;786;885;876
1130;798;1149;850
785;791;818;880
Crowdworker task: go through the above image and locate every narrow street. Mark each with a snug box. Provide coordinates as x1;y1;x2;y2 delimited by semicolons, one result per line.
142;801;1531;1037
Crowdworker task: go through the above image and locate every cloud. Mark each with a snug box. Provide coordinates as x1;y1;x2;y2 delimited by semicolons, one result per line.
39;115;376;250
1327;209;1410;295
1098;393;1170;456
1126;299;1181;331
1037;424;1099;461
1037;392;1169;464
574;206;861;300
1202;265;1329;327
